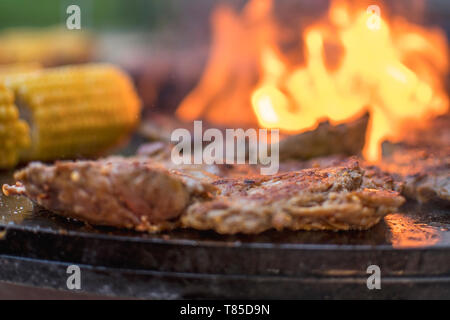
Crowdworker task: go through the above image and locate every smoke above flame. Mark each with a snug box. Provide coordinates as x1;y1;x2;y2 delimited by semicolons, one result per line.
176;0;449;161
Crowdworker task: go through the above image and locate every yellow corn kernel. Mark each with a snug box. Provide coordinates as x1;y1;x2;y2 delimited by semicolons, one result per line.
0;104;19;121
0;85;29;168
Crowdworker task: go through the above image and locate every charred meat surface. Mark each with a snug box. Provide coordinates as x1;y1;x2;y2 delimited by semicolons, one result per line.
380;147;450;205
182;160;405;234
3;158;405;234
278;112;369;161
389;114;450;151
380;114;450;205
3;158;215;231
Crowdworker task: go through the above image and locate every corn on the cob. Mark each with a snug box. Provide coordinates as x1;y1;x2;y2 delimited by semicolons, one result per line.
0;84;30;168
5;64;141;161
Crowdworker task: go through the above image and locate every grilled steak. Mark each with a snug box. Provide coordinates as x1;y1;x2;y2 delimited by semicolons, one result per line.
3;158;405;233
3;158;215;231
181;160;405;234
380;114;450;205
380;146;450;205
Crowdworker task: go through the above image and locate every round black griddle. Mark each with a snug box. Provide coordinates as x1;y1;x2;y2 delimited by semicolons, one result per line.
0;173;449;299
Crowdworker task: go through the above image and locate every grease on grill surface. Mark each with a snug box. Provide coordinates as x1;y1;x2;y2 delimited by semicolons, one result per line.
0;185;33;225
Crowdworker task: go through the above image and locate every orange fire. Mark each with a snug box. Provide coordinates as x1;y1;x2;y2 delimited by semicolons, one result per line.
176;0;449;161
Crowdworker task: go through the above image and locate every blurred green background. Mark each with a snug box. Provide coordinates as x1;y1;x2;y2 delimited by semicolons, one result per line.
0;0;181;30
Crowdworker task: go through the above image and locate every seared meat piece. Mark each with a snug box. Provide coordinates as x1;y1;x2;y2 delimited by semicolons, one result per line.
380;113;450;205
181;160;405;234
380;146;450;205
278;112;369;161
390;114;450;150
3;157;404;234
3;158;215;231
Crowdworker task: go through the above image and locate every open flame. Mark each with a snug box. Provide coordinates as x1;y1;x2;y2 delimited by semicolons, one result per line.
176;0;449;161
